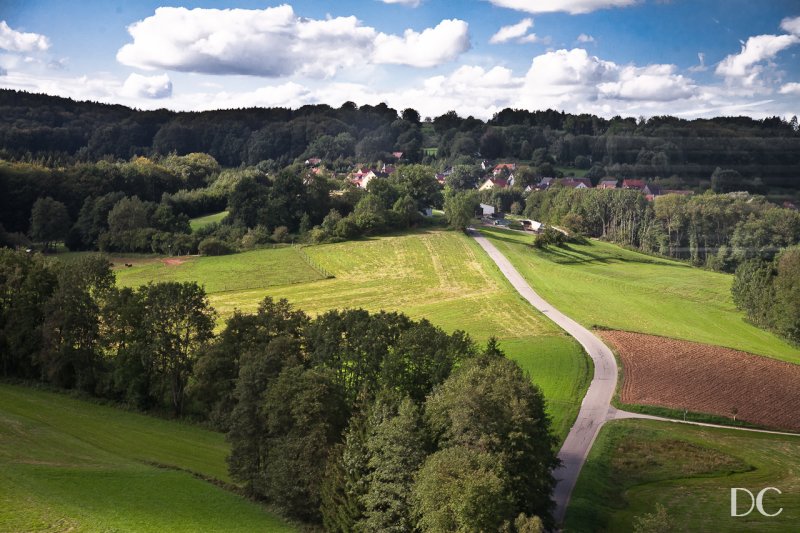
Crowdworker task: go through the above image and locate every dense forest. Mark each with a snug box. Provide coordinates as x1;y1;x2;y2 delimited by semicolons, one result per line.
2;88;799;194
0;249;556;531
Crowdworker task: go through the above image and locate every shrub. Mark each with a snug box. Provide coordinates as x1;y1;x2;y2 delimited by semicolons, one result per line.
198;237;234;256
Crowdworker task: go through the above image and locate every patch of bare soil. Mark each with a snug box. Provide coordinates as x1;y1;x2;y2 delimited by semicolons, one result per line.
599;330;800;432
161;257;188;266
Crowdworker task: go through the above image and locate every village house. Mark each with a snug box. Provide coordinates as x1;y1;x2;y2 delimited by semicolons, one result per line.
622;178;646;190
493;163;517;175
559;177;593;189
479;177;510;191
597;179;618;189
350;167;378;189
644;183;661;201
537;177;555;190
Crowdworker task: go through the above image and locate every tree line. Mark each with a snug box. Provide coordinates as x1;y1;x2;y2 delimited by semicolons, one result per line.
732;246;800;346
523;187;800;272
0;249;557;531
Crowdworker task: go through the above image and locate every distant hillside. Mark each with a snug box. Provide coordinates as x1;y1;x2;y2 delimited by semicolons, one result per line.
1;88;799;190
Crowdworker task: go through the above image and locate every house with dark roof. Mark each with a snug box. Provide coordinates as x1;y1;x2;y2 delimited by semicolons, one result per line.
560;177;593;189
537;177;555;190
644;183;661;201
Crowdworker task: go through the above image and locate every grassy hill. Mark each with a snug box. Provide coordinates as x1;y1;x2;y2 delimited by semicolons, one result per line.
566;419;800;532
478;227;800;363
0;384;295;532
116;229;590;442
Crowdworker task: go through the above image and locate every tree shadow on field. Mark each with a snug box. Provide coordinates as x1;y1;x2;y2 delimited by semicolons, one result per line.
537;244;612;265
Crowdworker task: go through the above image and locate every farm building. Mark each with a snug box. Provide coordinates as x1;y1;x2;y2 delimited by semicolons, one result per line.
520;219;543;232
478;203;496;216
597;179;618;189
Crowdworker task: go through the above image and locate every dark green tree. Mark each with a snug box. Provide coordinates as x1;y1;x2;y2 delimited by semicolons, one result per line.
141;282;215;415
443;190;479;231
30;197;70;249
360;397;427;533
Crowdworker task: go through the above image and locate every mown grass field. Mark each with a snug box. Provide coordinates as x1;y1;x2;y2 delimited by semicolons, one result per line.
117;229;590;442
189;210;228;231
565;419;800;532
114;246;324;294
0;384;295;533
479;227;800;363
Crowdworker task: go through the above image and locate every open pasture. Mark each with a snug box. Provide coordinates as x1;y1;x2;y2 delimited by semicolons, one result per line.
479;227;800;363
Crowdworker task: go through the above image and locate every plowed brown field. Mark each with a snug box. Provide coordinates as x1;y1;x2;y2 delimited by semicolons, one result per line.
599;330;800;432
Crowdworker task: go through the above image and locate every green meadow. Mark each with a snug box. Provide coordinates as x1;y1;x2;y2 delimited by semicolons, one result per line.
0;384;295;533
565;419;800;532
114;246;324;294
478;227;800;363
116;229;590;442
189;210;228;231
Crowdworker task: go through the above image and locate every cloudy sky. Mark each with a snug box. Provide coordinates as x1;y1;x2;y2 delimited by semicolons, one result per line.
1;0;799;120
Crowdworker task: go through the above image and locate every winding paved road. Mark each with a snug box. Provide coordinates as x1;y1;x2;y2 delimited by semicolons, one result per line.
468;229;618;525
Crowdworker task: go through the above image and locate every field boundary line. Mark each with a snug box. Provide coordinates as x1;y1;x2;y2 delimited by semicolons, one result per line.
295;245;335;279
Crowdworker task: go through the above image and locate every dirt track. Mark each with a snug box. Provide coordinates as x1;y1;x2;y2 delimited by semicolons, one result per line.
600;330;800;432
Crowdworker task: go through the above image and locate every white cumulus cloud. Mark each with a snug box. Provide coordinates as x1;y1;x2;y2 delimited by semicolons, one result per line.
780;15;800;36
372;19;470;67
117;6;469;77
0;20;50;53
489;18;533;44
715;34;799;85
519;48;699;111
779;82;800;95
121;73;172;99
577;33;595;43
598;64;696;101
487;0;637;15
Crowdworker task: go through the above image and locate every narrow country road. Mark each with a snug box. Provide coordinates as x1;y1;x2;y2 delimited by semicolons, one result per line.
468;229;619;525
468;228;800;527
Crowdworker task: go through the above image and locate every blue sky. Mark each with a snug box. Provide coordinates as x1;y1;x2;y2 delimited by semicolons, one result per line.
1;0;798;119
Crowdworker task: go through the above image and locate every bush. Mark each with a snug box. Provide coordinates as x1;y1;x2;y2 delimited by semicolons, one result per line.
240;225;271;249
272;226;290;243
198;237;235;256
533;227;566;248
